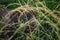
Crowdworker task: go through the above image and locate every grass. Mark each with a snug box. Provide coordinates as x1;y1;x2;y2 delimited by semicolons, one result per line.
0;0;60;40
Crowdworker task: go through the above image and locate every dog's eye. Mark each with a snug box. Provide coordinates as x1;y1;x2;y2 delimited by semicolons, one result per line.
9;11;21;23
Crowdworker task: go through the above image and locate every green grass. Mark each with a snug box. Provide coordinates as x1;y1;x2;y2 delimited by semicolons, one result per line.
0;0;60;40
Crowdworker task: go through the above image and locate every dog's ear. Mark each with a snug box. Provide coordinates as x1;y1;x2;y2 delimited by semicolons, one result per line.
0;7;9;19
0;7;8;15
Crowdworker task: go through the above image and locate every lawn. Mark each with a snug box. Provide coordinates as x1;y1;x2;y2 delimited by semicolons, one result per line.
0;0;60;40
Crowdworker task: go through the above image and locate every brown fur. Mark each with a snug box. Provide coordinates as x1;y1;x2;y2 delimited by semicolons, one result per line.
0;5;39;40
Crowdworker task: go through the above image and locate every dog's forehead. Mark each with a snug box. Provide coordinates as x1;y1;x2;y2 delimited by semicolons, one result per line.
8;5;36;17
10;5;34;13
18;5;33;10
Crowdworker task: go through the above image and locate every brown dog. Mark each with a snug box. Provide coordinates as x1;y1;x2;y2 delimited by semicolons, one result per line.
0;5;39;40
